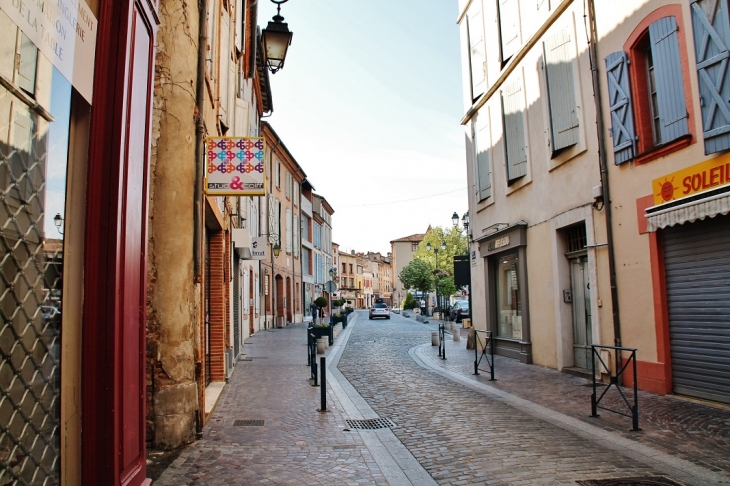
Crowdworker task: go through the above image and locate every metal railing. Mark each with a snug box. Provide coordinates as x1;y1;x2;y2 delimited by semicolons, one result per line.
473;330;494;380
591;344;640;431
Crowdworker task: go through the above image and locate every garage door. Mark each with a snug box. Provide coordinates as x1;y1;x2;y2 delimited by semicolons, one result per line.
663;215;730;404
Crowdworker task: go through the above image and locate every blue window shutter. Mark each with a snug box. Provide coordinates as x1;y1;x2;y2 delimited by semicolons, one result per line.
502;80;527;182
468;3;486;100
605;51;636;164
475;122;492;200
649;16;690;143
544;27;579;153
691;0;730;154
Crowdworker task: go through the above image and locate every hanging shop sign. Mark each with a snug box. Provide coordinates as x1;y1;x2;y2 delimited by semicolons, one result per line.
1;0;98;103
205;136;266;196
653;155;730;205
250;237;267;260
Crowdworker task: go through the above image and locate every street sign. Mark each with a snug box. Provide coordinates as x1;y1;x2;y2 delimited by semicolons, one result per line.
325;281;337;293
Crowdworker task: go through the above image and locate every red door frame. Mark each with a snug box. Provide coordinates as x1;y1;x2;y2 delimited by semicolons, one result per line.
82;1;158;484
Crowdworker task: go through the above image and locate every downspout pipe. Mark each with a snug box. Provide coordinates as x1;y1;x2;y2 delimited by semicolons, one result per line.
587;0;623;373
194;0;206;280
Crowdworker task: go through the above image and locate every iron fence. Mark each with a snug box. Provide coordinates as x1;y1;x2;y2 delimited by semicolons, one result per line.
591;344;640;431
473;330;494;380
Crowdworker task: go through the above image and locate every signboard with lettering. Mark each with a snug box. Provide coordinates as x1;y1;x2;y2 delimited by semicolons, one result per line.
653;155;730;205
487;236;510;252
250;237;267;260
205;137;266;196
1;0;98;103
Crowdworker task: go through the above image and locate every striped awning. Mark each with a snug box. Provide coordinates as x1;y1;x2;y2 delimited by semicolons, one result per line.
645;190;730;232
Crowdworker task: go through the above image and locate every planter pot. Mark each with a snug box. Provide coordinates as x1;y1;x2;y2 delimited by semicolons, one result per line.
308;326;333;346
317;338;326;354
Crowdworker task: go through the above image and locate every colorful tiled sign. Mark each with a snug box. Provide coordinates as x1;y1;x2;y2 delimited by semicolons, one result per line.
205;137;266;196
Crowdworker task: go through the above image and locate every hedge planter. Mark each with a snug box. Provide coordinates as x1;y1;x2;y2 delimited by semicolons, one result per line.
308;325;333;346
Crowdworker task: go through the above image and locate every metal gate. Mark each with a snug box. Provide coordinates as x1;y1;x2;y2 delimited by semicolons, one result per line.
570;255;592;370
663;215;730;404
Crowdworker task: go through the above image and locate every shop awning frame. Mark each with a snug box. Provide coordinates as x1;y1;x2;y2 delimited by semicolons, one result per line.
645;189;730;232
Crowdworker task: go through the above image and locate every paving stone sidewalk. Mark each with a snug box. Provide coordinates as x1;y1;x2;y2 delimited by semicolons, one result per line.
154;319;390;486
415;319;730;477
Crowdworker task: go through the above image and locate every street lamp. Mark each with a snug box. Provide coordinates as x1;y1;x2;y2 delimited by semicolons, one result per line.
54;213;64;235
273;243;281;257
426;240;447;318
454;210;472;325
262;0;293;74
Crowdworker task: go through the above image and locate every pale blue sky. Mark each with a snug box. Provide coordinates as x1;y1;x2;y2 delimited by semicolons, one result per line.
259;0;468;255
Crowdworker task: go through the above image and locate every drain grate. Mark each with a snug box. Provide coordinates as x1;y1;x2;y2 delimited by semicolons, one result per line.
345;418;396;430
577;477;685;486
233;420;264;427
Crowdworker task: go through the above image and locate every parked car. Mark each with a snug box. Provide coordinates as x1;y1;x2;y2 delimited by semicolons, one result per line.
369;303;390;320
449;300;469;322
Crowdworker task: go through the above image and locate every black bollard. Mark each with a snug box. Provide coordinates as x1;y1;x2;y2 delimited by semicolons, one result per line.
319;357;327;412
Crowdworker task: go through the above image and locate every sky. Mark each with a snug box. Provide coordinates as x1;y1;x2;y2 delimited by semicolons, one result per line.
259;0;468;255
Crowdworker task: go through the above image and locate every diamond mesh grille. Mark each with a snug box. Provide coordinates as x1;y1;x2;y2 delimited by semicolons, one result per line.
345;418;396;430
0;59;63;484
233;420;264;427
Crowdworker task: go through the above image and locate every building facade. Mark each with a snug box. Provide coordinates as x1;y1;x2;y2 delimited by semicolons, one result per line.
390;230;427;308
312;193;334;313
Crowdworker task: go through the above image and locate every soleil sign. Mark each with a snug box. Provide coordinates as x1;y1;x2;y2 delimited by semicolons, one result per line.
653;156;730;205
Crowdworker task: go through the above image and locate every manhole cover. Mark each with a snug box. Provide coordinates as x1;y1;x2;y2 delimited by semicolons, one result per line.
233;420;264;427
345;418;396;430
577;477;685;486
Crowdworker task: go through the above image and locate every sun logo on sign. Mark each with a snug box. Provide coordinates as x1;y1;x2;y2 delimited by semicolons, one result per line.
656;177;676;202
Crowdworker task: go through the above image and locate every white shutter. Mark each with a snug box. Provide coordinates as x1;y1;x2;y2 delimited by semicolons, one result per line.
243;267;250;314
467;1;486;100
286;208;292;253
293;213;299;257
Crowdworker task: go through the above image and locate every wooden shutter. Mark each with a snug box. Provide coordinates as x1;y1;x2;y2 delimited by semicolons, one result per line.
17;33;37;95
605;51;636;164
498;0;520;63
286;208;292;253
649;16;690;143
467;2;486;100
475;122;492;200
235;0;243;53
502;80;528;182
691;0;730;154
544;27;579;152
293;213;299;257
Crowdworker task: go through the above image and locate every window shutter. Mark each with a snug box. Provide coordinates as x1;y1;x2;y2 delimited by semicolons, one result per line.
286;208;292;253
293;213;299;257
502;80;528;182
605;51;636;164
544;27;579;153
17;34;37;95
235;0;243;53
475;123;492;200
498;0;520;63
649;16;690;143
467;2;486;99
691;0;730;154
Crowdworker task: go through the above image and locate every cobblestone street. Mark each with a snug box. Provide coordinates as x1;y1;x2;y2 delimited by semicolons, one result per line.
154;311;730;485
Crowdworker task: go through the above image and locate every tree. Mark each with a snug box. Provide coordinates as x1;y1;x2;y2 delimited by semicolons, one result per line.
403;293;417;310
399;259;433;298
412;226;468;279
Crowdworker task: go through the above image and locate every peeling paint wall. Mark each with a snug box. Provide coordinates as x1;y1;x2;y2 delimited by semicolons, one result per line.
147;0;200;450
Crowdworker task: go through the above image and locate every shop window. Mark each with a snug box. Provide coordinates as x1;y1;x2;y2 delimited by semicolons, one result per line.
496;252;522;339
691;0;730;154
497;0;520;66
543;26;579;156
501;79;528;184
606;14;691;164
466;1;486;100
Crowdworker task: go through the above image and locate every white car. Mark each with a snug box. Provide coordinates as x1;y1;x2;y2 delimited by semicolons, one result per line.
369;303;390;320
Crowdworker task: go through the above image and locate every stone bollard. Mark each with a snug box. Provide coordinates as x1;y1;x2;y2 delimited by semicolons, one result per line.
466;328;476;350
453;328;461;342
431;331;439;346
317;338;326;354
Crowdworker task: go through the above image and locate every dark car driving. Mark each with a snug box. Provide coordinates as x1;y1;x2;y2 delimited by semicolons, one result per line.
449;300;469;322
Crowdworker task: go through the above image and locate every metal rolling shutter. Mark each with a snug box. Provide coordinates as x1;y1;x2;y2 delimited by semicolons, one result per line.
663;215;730;404
233;257;240;357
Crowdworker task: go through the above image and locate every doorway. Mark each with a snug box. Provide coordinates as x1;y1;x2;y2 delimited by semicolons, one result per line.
569;255;592;369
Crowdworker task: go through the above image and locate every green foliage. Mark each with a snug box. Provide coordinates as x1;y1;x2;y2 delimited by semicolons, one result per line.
403;292;417;310
436;276;457;299
312;322;329;328
315;296;328;308
399;259;433;295
411;225;468;300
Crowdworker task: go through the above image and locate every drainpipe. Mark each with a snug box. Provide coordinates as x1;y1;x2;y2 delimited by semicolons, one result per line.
194;0;206;281
587;0;622;374
193;0;207;439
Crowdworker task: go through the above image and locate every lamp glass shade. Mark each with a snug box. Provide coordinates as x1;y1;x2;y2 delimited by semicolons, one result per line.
426;242;431;251
262;20;293;71
441;241;446;251
452;212;459;227
53;213;63;229
273;243;281;257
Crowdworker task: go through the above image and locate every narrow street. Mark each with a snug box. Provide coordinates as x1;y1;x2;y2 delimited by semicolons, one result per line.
154;312;730;485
